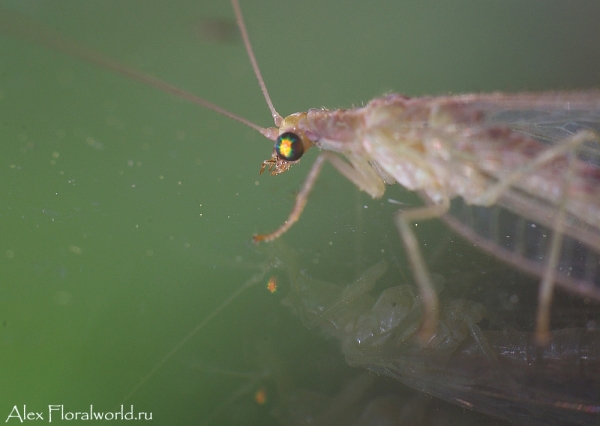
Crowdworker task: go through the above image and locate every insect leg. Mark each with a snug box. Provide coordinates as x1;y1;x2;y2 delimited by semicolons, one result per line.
395;198;451;344
253;154;327;243
253;152;385;243
535;145;576;345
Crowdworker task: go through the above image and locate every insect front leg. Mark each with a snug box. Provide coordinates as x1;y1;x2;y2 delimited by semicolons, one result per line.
253;152;385;243
253;154;328;243
395;198;451;344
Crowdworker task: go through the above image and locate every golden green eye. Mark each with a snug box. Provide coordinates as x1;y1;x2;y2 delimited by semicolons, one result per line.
275;132;304;162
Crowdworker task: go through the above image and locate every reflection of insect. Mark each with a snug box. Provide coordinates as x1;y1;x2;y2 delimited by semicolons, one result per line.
4;1;600;344
275;243;600;426
191;323;518;426
352;294;600;425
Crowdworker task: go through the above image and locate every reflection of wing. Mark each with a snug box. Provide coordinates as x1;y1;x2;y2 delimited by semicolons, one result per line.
353;328;600;426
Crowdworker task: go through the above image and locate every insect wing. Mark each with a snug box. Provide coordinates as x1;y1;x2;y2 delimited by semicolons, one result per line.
452;92;600;164
424;92;600;300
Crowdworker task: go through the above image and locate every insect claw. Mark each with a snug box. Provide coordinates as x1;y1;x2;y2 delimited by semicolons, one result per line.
259;158;274;175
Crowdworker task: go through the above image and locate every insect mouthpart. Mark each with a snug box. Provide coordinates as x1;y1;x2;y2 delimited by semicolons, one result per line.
259;146;296;176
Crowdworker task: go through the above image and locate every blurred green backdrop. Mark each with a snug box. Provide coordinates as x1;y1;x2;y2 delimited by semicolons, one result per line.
0;0;599;424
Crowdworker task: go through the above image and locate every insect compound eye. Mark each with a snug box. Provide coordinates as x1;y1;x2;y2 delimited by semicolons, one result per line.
275;132;304;162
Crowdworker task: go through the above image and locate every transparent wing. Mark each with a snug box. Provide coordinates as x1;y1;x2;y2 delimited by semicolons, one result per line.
446;92;600;165
423;92;600;301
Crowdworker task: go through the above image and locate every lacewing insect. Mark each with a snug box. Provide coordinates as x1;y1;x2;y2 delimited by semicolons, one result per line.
237;2;600;344
3;5;600;422
3;0;600;350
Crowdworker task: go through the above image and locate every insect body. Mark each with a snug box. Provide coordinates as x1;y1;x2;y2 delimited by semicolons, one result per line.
233;2;600;344
4;0;600;350
252;89;600;343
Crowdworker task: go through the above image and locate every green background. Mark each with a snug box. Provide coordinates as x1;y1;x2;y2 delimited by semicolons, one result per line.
0;0;599;424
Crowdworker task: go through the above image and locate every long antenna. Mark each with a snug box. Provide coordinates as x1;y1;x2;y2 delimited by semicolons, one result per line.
0;5;277;139
232;0;283;127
